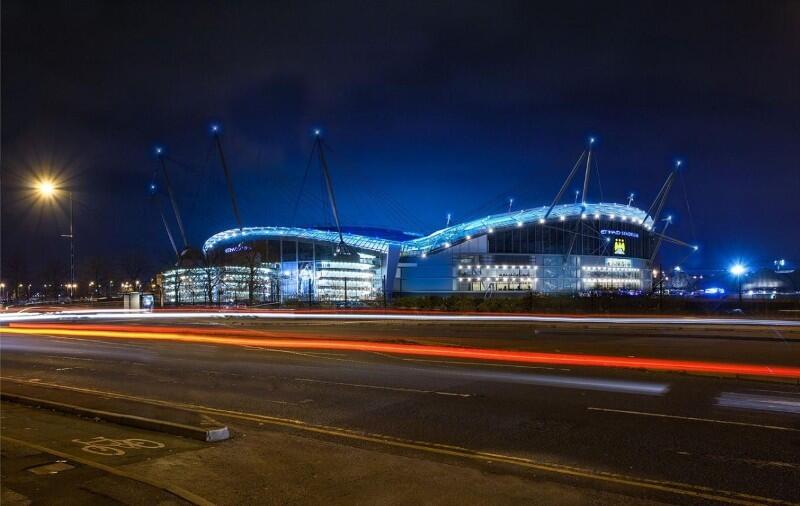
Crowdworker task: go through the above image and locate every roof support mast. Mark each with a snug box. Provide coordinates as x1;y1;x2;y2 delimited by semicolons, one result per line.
314;130;353;256
211;125;243;231
157;148;189;249
155;196;179;258
643;161;680;226
649;217;672;263
544;150;586;220
581;139;594;205
564;137;595;260
646;161;693;263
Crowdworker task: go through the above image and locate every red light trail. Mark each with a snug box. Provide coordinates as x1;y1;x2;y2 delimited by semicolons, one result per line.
5;323;800;379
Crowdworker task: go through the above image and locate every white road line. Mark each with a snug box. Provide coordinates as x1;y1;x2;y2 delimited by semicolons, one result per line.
401;357;570;372
294;377;471;397
244;346;372;364
587;407;799;432
14;333;146;349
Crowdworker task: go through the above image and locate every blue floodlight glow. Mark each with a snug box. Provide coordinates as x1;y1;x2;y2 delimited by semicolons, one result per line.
210;124;220;133
589;136;596;145
313;128;321;136
729;263;747;276
155;146;163;155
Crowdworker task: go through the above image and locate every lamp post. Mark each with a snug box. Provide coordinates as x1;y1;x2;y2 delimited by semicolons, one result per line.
729;263;747;306
36;180;75;298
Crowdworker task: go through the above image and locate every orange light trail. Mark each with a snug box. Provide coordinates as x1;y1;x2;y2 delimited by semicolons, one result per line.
4;323;800;379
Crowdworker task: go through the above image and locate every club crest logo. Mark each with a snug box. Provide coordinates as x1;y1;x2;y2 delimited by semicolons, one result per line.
613;238;626;255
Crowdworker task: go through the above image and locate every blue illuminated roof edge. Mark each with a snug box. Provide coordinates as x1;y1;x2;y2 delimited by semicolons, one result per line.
202;203;654;257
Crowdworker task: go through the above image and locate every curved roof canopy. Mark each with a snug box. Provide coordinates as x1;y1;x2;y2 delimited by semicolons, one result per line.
203;202;654;258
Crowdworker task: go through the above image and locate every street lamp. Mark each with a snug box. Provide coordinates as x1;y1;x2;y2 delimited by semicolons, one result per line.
35;178;75;298
729;263;747;306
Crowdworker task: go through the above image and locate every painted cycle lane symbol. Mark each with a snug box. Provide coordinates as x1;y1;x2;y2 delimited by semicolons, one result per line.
72;436;165;456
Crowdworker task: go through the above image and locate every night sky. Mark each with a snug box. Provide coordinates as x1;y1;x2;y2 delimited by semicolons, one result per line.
2;0;799;282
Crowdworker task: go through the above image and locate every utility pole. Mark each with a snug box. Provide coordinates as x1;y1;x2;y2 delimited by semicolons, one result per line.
738;274;743;306
344;277;348;308
59;191;75;298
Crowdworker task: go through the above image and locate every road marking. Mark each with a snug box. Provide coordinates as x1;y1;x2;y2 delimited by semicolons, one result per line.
0;376;792;506
45;355;98;362
0;436;212;506
44;334;146;349
293;377;471;397
245;346;371;365
708;454;800;470
672;450;800;470
587;407;800;432
72;436;165;456
400;357;570;371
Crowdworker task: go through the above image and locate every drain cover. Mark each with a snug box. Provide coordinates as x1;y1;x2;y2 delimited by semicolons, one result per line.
28;462;75;475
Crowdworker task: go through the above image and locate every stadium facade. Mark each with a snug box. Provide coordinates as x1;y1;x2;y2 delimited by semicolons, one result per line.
160;202;658;304
157;135;688;305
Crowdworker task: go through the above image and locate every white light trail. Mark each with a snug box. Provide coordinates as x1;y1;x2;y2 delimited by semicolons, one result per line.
1;310;799;327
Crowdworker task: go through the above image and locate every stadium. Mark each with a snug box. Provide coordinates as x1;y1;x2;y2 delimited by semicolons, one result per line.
158;134;691;304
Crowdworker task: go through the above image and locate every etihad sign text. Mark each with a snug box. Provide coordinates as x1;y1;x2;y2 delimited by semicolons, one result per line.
601;229;639;239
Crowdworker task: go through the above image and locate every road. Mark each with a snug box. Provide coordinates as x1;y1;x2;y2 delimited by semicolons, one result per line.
2;316;799;505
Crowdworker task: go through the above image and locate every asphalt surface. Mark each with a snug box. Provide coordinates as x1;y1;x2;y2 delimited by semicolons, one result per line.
1;317;799;505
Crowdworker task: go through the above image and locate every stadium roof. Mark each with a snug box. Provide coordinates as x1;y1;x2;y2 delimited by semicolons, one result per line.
203;202;654;257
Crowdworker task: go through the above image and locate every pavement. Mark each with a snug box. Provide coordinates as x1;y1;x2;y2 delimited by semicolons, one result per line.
2;317;799;505
0;403;202;505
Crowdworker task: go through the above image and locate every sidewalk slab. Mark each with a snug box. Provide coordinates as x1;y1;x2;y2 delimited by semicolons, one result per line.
1;380;229;442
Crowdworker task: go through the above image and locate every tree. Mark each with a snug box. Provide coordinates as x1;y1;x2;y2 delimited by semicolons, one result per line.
200;250;223;305
82;256;111;297
242;248;263;305
40;258;65;299
120;252;151;289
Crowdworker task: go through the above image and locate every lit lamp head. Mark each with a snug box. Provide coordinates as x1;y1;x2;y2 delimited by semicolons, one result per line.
36;179;57;198
729;263;747;277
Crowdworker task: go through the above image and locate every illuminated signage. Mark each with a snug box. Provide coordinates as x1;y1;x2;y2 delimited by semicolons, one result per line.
601;229;639;239
613;238;626;255
224;244;252;254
